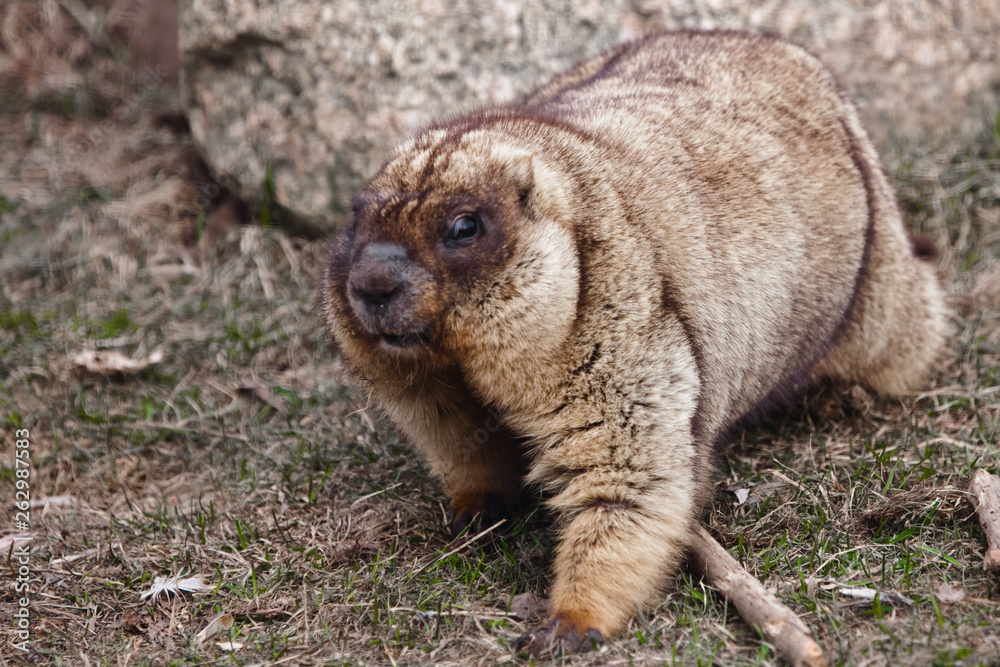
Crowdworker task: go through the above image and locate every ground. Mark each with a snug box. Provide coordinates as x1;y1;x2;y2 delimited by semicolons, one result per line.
1;4;999;666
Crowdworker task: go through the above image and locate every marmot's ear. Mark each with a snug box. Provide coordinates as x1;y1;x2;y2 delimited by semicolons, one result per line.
498;148;567;218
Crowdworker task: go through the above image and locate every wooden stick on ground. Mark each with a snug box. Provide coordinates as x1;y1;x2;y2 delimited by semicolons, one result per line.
688;525;828;667
969;469;1000;572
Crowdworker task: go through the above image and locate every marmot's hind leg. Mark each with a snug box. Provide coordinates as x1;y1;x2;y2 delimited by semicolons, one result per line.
812;102;948;396
814;210;947;395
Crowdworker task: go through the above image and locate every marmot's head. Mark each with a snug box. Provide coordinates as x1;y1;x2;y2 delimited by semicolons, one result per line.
324;124;580;376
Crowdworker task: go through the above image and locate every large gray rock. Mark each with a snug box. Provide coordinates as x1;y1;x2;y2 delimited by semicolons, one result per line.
180;0;1000;234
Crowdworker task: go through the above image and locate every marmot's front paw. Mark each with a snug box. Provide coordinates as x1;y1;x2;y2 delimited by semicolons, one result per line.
513;615;604;656
447;492;511;537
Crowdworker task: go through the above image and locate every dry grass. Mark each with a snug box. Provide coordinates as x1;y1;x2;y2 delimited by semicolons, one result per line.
1;4;998;666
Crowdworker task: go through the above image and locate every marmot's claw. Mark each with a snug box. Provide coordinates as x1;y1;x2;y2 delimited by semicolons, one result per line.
447;492;510;537
513;616;603;656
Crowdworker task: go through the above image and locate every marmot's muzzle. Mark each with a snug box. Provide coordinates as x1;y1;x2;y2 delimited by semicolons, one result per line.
347;242;432;346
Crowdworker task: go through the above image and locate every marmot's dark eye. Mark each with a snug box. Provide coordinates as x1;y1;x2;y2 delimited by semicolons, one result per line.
447;214;481;245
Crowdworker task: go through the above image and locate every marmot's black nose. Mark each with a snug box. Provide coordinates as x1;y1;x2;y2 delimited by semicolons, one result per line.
349;243;409;312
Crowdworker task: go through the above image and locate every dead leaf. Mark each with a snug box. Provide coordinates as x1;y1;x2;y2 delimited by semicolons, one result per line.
236;379;272;405
195;613;234;644
934;582;966;604
50;547;99;567
229;595;297;620
122;609;150;634
508;593;550;621
328;540;377;567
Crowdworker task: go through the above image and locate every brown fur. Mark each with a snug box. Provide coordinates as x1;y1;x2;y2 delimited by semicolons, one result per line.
322;30;948;653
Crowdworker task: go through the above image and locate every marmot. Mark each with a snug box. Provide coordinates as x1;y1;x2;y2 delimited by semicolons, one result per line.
322;30;947;654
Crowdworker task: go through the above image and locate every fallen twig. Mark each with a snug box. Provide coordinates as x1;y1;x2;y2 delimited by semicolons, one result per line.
72;348;163;374
350;483;402;509
409;519;506;577
688;525;828;667
969;469;1000;572
836;586;912;606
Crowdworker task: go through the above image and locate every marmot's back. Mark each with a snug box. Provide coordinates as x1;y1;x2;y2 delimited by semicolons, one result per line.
523;31;885;440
